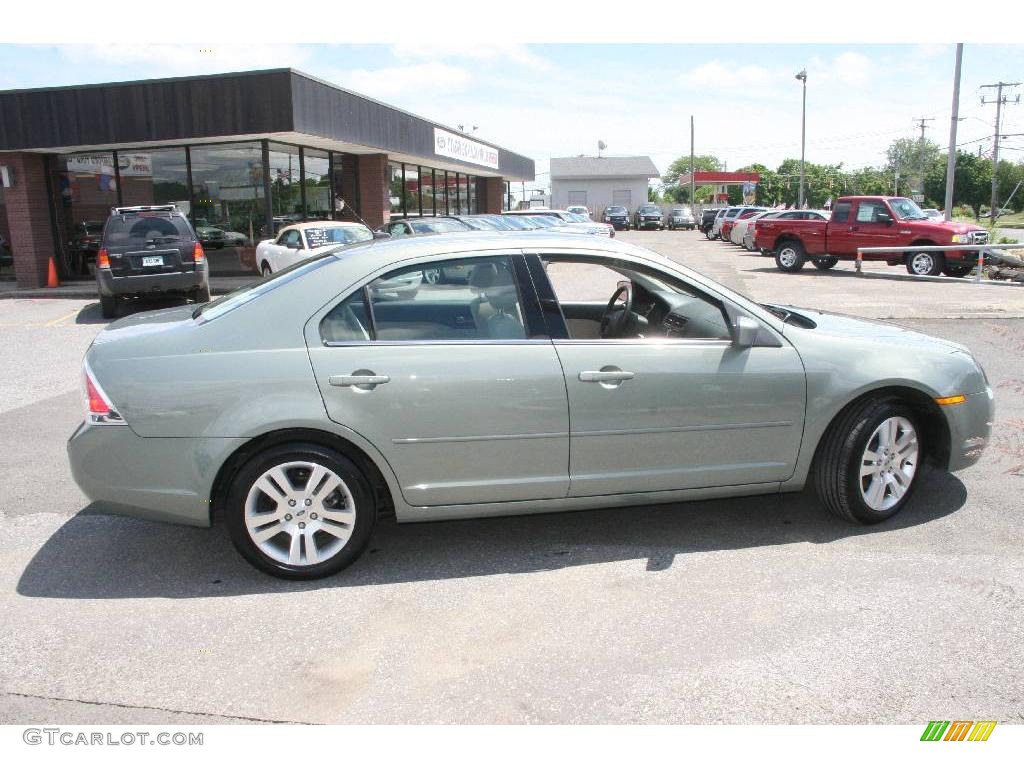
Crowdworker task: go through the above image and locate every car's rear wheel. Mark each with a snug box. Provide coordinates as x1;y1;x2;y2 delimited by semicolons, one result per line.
942;263;974;278
775;241;806;272
812;257;839;270
906;250;944;277
225;443;375;579
814;399;923;524
99;293;119;319
194;285;211;303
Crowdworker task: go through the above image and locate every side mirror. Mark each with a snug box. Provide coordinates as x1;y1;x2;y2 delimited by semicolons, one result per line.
734;316;760;348
876;212;893;225
373;231;392;239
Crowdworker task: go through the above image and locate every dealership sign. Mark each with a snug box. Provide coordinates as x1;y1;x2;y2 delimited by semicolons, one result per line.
433;128;499;170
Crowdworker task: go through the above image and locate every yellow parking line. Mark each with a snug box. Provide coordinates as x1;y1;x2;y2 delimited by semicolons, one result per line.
44;310;79;327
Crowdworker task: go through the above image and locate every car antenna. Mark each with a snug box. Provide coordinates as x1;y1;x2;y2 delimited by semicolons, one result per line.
336;199;375;231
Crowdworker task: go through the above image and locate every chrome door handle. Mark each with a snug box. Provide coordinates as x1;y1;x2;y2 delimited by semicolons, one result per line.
329;374;390;387
579;370;634;382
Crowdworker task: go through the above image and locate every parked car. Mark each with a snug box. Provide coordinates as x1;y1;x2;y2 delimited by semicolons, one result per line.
699;207;722;235
193;218;226;250
68;220;105;275
95;204;209;319
68;230;993;579
666;207;696;230
741;210;829;251
566;205;592;219
381;217;472;237
505;209;614;237
754;196;989;277
721;207;767;244
633;204;664;230
256;221;376;275
709;207;732;240
223;230;251;247
602;206;630;230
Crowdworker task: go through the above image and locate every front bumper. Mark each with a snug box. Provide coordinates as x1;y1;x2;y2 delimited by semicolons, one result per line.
945;388;995;472
96;262;209;298
637;220;663;229
67;420;246;527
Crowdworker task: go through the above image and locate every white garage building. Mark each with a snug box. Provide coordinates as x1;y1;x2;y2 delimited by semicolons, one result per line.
549;156;660;216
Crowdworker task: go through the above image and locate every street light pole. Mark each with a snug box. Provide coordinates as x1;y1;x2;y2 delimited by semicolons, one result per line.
796;69;807;208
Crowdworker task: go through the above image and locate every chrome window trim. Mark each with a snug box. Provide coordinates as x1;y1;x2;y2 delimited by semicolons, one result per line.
322;338;552;348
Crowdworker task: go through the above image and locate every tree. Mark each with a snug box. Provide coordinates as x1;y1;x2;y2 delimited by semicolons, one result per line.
924;151;992;218
662;154;722;204
885;136;942;198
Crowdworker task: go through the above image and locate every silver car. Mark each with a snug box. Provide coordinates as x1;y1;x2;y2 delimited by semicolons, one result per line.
68;232;994;579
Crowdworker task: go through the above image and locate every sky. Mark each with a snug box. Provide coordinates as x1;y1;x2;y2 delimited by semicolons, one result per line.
1;43;1023;194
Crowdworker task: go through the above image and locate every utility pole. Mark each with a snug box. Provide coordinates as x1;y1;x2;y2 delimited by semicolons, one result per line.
913;116;934;203
795;69;808;207
689;115;695;206
980;81;1021;225
943;44;963;221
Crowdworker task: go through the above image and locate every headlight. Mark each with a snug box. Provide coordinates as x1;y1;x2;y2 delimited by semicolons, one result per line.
951;233;969;243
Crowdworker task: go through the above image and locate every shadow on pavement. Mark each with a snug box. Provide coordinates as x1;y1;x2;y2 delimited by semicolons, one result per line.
18;469;968;600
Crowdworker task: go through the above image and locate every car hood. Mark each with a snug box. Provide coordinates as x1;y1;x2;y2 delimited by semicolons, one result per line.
900;219;985;235
774;305;968;352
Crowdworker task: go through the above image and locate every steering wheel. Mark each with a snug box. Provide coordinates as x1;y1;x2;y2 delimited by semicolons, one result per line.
600;283;633;338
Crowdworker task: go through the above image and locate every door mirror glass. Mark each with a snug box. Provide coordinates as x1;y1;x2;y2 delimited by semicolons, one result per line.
876;212;893;225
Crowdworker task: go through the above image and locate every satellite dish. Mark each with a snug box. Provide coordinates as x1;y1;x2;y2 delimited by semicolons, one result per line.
598;140;607;157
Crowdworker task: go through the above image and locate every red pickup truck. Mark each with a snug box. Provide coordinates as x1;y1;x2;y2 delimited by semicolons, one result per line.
754;196;989;277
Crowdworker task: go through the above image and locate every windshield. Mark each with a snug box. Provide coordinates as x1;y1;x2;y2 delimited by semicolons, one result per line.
501;215;537;230
193;253;335;320
606;207;627;215
409;219;471;234
888;197;928;220
529;215;565;227
303;225;373;248
639;206;660;214
460;217;500;231
566;212;589;223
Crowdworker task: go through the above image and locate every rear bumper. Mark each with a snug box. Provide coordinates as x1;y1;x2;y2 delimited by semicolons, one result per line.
67;420;246;527
97;262;209;298
945;388;995;472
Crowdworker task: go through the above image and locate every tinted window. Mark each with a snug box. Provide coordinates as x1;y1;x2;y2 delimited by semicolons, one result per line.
409;219;471;234
303;226;373;247
832;202;852;223
321;256;527;343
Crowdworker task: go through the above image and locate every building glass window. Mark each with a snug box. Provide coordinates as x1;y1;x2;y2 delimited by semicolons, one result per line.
267;143;301;227
467;176;477;214
303;148;331;220
117;148;189;210
420;168;436;217
403;164;419;216
388;161;404;216
442;171;450;215
54;152;120;276
0;186;9;276
189;142;267;241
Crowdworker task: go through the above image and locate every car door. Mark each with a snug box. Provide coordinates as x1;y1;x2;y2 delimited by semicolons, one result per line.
525;249;807;497
305;250;570;508
847;200;902;258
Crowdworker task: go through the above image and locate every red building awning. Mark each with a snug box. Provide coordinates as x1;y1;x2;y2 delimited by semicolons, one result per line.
678;171;760;186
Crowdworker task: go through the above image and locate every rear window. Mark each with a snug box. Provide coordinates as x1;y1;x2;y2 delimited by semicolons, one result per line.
832;202;852;223
303;225;373;248
104;214;193;248
410;219;471;234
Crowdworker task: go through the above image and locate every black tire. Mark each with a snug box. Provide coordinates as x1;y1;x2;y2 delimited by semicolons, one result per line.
261;262;272;277
225;442;376;580
194;285;211;303
906;250;944;277
774;240;807;272
942;263;974;278
814;399;924;524
99;293;118;319
812;257;839;270
705;230;714;240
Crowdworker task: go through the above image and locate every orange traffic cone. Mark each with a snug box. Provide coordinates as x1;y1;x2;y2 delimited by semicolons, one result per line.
46;256;60;288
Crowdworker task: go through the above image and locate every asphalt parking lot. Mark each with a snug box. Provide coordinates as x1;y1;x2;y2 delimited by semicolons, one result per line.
0;231;1022;725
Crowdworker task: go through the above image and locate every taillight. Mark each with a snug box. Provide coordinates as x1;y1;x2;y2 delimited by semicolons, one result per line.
82;362;125;425
193;243;205;264
96;248;110;269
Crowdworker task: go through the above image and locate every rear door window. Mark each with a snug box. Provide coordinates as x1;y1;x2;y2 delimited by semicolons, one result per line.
103;214;192;248
832;202;852;223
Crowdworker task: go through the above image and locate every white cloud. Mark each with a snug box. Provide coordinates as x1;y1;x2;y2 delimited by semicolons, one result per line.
333;62;472;99
677;60;777;89
390;43;550;71
56;44;312;78
830;51;872;85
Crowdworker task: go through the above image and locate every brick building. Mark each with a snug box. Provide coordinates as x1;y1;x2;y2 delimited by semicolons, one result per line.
0;69;535;288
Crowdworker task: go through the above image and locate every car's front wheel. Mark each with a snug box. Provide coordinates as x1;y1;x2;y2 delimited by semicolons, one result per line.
906;250;944;277
226;443;376;579
943;263;974;278
814;399;923;524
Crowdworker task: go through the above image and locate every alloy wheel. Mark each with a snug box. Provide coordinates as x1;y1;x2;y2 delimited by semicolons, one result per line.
859;416;918;511
910;253;935;275
243;460;356;566
778;247;798;268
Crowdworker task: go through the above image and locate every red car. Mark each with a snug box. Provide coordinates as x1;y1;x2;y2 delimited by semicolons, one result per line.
754;196;988;277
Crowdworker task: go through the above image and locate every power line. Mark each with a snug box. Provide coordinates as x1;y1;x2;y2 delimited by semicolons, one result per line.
980;81;1022;223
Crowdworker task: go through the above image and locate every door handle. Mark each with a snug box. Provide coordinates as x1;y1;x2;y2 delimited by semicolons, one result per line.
329;373;390;388
849;226;859;232
579;370;635;382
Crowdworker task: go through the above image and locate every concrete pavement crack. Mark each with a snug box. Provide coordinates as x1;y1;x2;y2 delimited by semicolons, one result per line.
2;690;318;725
